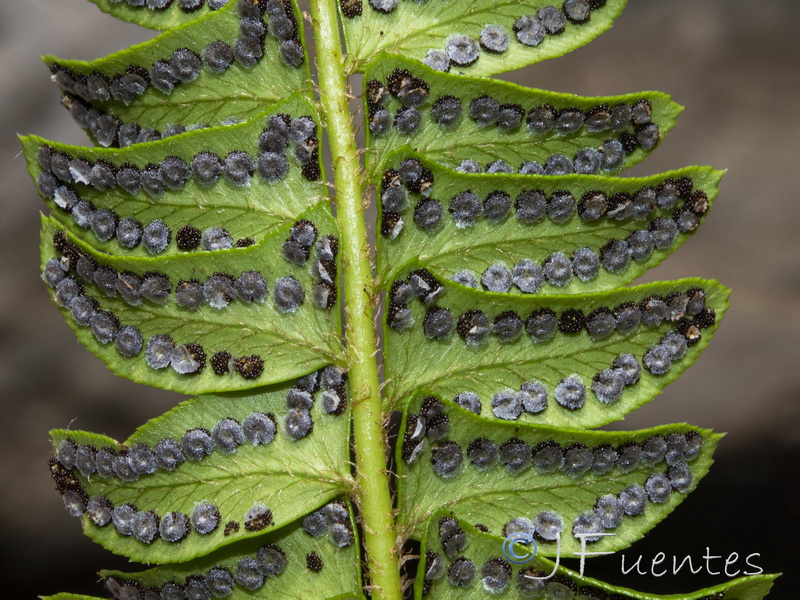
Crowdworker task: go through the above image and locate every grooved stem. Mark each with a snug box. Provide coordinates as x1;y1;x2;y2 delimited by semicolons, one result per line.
309;1;401;598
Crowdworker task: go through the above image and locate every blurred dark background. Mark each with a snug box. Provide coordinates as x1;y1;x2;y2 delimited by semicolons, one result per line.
1;0;798;597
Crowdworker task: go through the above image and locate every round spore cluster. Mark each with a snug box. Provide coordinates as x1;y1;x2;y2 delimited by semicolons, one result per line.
634;289;712;377
377;159;436;239
257;112;321;183
300;500;355;549
281;218;318;266
386;268;444;331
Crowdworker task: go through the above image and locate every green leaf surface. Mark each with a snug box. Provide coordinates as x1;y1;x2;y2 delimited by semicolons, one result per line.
398;395;720;554
417;512;778;599
363;56;681;178
22;98;325;257
41;595;108;600
99;511;362;598
376;150;723;289
46;1;311;136
50;382;353;563
384;273;728;428
86;0;227;31
343;0;627;77
40;204;344;395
